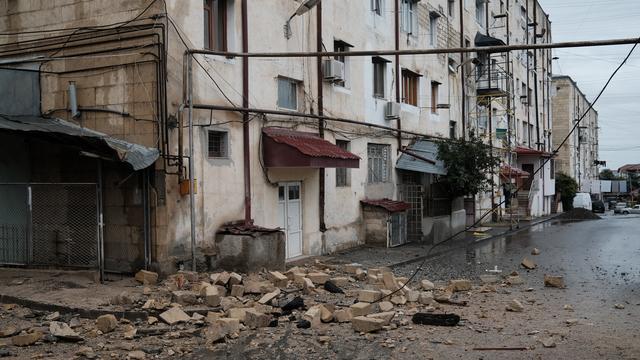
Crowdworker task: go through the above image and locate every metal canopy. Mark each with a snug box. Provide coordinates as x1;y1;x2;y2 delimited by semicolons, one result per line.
396;140;447;175
0;115;159;170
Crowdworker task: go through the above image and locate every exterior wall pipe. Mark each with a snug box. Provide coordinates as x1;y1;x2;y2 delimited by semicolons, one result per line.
459;0;466;138
394;0;402;150
242;0;252;225
317;2;327;236
533;2;541;150
187;54;196;271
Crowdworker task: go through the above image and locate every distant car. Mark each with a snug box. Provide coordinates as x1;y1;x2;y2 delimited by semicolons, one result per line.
614;202;628;214
592;200;605;213
621;205;640;215
572;193;592;211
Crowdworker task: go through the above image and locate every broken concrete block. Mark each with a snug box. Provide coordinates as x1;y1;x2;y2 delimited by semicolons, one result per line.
194;281;212;294
123;324;137;340
367;311;395;326
159;307;191;325
449;279;472;292
319;304;334;323
12;331;43;346
203;286;221;307
506;299;524;312
178;270;199;283
367;274;380;285
421;279;435;290
479;275;499;284
205;312;224;324
531;248;541;255
390;295;407;305
544;275;565;288
405;290;420;303
304;305;323;328
358;290;382;303
147;316;158;325
49;321;81;341
127;350;146;360
227;308;247;323
268;271;289;288
244;280;275;294
211;272;231;286
172;290;198;305
244;309;271;329
521;258;537;270
418;291;435;305
434;290;452;303
382;272;398;291
230;285;245;298
352;316;384;333
540;337;556;348
95;314;117;333
344;263;363;274
334;308;353;323
134;270;158;285
258;289;281;305
228;272;243;286
377;300;392;311
221;297;243;312
614;303;625;310
350;302;372;317
301;278;315;292
354;268;367;281
330;277;350;287
506;275;525;285
307;272;330;285
206;317;241;342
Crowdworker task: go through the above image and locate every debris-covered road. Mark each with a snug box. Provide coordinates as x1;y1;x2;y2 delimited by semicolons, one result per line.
0;213;638;359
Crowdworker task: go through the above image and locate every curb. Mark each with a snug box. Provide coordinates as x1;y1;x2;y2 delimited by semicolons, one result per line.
388;213;562;269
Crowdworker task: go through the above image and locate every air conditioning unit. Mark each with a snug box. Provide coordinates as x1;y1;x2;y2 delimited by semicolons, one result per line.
385;101;401;120
323;59;345;82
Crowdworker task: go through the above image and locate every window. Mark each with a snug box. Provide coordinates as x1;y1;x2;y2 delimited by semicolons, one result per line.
334;40;352;87
372;0;383;16
448;0;455;17
402;69;420;106
523;122;529;145
427;181;451;217
277;77;298;110
449;121;457;139
367;143;391;184
550;159;555;179
401;0;417;34
204;0;228;51
372;57;388;98
429;12;440;46
336;140;350;187
431;81;440;114
529;124;535;145
527;87;532;107
207;130;228;158
475;0;486;28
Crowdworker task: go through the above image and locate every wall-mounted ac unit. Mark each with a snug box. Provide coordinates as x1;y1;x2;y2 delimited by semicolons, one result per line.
385;101;401;120
323;59;345;82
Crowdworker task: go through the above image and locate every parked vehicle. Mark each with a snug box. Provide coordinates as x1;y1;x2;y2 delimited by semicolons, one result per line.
614;202;628;214
573;193;593;211
621;205;640;215
592;200;605;213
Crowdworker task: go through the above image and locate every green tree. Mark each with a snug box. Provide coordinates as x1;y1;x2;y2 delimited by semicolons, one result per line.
436;133;501;196
556;172;578;211
599;169;618;180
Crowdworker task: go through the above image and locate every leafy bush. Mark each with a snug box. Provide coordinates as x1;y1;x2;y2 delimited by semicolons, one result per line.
556;172;578;210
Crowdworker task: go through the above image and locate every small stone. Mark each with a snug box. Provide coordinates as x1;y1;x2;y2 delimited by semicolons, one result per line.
334;308;353;323
244;280;275;294
303;306;323;328
544;275;565;288
134;270;158;285
96;314;118;333
330;277;350;287
563;304;574;311
358;290;382;303
390;295;407;305
350;302;372;317
479;275;499;284
45;311;60;321
147;316;158;325
531;248;541;255
614;303;625;309
319;304;334;323
228;272;243;286
244;309;271;329
172;290;198;305
49;321;82;341
258;289;281;305
405;290;420;302
127;350;146;360
123;325;137;340
352;316;384;333
541;337;556;348
382;272;398;290
506;299;524;312
418;291;435;305
227;308;247;323
191;312;205;321
566;318;578;326
0;326;17;338
202;286;221;307
159;307;191;325
506;275;525;285
366;311;395;326
230;285;245;298
344;263;363;274
11;331;43;346
521;258;537;270
268;271;289;288
75;346;96;359
449;279;472;292
211;271;231;286
379;301;394;312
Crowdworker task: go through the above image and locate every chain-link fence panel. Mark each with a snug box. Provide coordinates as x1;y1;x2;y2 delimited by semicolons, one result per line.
0;184;29;265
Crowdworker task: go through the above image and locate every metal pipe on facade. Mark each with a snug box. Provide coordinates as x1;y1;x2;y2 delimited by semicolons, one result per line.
242;0;252;225
459;0;466;138
316;1;326;236
533;3;541;150
186;54;196;271
394;0;402;150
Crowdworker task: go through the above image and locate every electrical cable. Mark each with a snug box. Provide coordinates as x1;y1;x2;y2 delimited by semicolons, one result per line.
372;37;640;304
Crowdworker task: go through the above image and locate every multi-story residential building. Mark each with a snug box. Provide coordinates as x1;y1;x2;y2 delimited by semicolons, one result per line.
552;75;600;190
0;0;554;275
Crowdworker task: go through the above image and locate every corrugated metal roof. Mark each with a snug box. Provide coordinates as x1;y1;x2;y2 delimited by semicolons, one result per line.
515;146;553;157
263;127;360;160
0;114;159;170
361;198;410;213
396;140;447;175
500;165;529;178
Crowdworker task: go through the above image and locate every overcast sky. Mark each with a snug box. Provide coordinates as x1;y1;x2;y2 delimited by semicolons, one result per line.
537;0;640;170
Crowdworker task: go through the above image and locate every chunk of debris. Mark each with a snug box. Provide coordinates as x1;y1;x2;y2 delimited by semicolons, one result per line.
127;350;146;360
390;295;407;305
566;318;579;326
281;296;304;312
358;290;382;303
202;286;222;307
49;322;82;342
334;308;353;323
405;290;420;303
211;272;231;286
228;272;243;286
258;289;281;305
379;301;394;312
135;270;158;285
206;318;240;342
267;271;289;288
45;312;60;321
96;314;118;333
244;280;275;294
352;316;384;333
354;268;367;281
307;272;330;285
449;279;472;292
147;317;158;325
544;275;566;288
418;291;435;305
330;277;350;287
381;272;399;291
506;299;524;312
506;275;525;286
479;275;499;284
0;326;17;338
411;313;460;326
244;309;271;329
614;304;625;310
172;290;198;306
540;337;556;348
296;319;311;329
123;325;137;340
563;304;574;311
304;306;323;328
319;304;334;323
420;279;435;290
344;263;363;274
323;280;344;294
230;285;245;298
75;346;96;359
159;307;191;325
366;311;395;326
11;331;43;346
531;248;541;255
227;308;247;323
350;302;372;317
521;258;537;270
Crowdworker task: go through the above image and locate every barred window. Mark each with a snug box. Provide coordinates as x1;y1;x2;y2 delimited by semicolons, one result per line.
208;130;228;158
336;140;350;187
367;143;391;184
426;181;452;217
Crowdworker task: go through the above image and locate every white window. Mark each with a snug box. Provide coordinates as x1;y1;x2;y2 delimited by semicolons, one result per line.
334;40;352;88
429;12;440;46
372;0;384;16
207;130;228;158
401;0;417;35
277;77;298;110
476;0;486;28
367;143;391;184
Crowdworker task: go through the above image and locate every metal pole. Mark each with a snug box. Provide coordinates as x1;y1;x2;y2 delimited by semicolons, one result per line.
241;0;252;225
394;0;402;150
187;54;196;272
459;0;466;138
317;1;326;236
97;160;104;282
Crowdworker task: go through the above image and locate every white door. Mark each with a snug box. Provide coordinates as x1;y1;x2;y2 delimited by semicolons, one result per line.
278;182;302;259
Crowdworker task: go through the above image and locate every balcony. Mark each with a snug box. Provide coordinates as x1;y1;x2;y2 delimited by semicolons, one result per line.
476;64;509;98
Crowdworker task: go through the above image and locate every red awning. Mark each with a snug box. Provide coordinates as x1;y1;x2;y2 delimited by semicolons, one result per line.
262;127;360;168
361;199;411;213
514;146;553;157
500;164;529;178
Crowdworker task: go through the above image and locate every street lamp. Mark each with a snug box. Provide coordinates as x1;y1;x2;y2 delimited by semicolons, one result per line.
284;0;321;39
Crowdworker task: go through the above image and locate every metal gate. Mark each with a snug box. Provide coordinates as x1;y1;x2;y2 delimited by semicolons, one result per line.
388;212;407;247
0;183;100;269
398;184;424;242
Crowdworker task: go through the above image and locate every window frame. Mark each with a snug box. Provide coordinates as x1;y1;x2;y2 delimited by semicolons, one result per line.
448;0;456;17
401;0;417;35
372;57;388;99
207;130;229;159
431;81;440;114
449;121;457;139
429;12;440;46
204;0;228;51
277;76;299;110
401;69;420;106
475;0;486;28
335;140;351;187
372;0;384;16
367;143;391;184
334;40;352;88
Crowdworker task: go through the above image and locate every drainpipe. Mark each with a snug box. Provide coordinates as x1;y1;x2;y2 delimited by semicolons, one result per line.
317;2;327;242
486;1;495;221
459;0;466;138
533;3;541;151
394;0;402;149
187;55;196;271
242;0;252;225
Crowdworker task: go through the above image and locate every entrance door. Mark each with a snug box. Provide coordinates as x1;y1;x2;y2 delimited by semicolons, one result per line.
522;164;535;190
278;182;302;259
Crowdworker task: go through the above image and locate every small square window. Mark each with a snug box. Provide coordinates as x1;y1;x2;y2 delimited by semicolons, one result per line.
208;130;228;158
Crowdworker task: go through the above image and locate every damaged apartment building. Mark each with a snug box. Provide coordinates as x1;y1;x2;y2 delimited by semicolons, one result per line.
0;0;554;276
